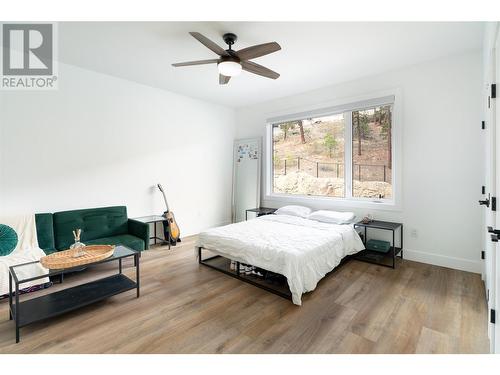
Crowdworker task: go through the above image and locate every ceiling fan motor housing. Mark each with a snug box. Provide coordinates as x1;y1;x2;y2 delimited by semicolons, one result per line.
223;33;238;48
219;55;240;64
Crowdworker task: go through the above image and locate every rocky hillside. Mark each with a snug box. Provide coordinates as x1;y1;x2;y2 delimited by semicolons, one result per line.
274;171;392;198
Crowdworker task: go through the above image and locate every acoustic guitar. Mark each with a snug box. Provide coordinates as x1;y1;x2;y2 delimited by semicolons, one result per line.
157;184;180;244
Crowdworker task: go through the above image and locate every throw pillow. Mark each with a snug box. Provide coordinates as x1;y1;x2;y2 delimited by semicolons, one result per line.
0;224;18;256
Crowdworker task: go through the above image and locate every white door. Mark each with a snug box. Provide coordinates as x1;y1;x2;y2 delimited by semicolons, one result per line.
484;43;496;352
495;29;500;353
483;25;499;354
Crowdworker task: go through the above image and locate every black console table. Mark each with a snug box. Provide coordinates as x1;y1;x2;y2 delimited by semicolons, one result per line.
8;245;139;343
353;220;403;269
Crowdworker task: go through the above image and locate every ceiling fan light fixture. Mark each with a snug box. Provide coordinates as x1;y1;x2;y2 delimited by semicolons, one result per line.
217;60;242;77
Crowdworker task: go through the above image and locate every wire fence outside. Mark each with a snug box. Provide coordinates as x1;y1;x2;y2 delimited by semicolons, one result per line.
274;156;391;183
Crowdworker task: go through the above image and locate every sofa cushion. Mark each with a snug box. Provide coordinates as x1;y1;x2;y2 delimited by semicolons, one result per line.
53;206;128;250
85;234;145;252
35;213;56;254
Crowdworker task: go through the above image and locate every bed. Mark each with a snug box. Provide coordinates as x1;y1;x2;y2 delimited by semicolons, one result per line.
196;214;365;305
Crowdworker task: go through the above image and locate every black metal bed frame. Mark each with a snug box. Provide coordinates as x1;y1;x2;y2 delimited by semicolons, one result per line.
198;247;292;300
197;246;351;301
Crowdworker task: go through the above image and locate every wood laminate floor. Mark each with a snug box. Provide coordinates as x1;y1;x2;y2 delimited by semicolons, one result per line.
0;236;489;353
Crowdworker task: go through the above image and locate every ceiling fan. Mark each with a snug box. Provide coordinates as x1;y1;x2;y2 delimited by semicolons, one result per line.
172;32;281;85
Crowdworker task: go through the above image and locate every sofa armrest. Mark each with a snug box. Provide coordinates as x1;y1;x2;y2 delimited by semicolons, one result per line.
128;219;150;250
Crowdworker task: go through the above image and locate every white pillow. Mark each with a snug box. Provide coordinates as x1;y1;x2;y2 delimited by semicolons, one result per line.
308;210;355;224
275;205;312;218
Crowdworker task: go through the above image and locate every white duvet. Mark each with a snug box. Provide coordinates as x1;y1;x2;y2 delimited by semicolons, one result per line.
196;214;365;305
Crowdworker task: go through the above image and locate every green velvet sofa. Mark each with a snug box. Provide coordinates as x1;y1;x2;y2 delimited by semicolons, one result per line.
34;206;149;254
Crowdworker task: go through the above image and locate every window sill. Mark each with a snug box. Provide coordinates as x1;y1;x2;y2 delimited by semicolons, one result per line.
264;192;401;212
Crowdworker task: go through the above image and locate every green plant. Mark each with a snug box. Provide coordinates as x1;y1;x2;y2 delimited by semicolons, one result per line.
323;133;337;158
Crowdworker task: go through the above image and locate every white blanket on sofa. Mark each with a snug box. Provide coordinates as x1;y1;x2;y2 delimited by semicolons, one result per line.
197;214;365;305
0;215;49;296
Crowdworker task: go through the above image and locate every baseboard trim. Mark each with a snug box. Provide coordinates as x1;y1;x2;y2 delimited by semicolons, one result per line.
404;248;482;274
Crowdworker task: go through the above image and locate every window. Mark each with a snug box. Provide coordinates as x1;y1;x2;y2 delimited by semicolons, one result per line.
351;105;392;199
268;96;395;204
272;113;346;198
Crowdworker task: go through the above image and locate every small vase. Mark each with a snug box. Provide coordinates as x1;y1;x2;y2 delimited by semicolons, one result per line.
70;229;86;258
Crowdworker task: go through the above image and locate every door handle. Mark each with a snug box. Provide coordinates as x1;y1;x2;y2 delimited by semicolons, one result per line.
488;226;500;235
491;234;498;242
479;198;490;207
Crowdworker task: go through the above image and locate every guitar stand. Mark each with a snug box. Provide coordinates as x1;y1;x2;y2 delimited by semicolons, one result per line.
161;221;181;249
170;238;182;245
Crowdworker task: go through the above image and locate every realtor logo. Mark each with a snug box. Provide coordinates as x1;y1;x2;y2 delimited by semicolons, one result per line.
1;23;58;90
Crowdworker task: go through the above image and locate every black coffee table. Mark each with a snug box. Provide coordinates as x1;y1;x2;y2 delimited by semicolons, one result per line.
8;245;140;343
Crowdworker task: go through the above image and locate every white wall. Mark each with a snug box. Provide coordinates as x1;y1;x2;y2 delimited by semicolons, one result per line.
236;51;483;273
0;62;235;236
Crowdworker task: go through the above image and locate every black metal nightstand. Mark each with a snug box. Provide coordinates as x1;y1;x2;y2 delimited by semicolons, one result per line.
245;207;277;220
353;220;403;269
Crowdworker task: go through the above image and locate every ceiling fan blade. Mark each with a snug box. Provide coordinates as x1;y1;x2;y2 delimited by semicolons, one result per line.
219;74;231;85
241;61;280;80
236;42;281;60
172;59;219;67
189;32;229;57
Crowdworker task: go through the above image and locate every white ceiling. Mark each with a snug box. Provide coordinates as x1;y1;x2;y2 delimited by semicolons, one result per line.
58;22;484;108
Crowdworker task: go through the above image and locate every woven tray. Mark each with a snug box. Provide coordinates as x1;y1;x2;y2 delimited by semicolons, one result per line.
40;245;115;270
